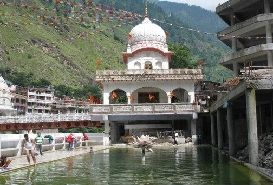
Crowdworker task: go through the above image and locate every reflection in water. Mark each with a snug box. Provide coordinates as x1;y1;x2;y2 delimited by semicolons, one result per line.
66;157;74;176
141;156;146;165
25;167;36;185
1;146;273;185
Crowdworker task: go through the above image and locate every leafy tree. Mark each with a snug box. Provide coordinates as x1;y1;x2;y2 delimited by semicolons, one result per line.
169;43;198;69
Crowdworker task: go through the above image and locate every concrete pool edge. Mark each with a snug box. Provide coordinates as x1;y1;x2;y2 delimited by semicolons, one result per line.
229;156;273;182
0;145;110;175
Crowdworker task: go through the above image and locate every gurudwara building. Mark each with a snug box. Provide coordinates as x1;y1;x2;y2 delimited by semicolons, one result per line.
95;14;203;143
0;76;15;116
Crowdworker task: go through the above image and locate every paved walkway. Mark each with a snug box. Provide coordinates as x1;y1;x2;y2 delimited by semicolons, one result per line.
0;145;109;174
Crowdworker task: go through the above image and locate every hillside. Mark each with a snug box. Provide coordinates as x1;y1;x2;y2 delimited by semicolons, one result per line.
0;0;131;87
0;0;232;88
156;1;227;33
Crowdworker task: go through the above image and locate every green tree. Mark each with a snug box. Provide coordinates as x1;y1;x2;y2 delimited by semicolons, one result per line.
169;44;197;69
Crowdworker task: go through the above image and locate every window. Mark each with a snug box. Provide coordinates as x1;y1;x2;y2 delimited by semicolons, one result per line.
145;61;153;69
155;62;162;69
134;62;141;69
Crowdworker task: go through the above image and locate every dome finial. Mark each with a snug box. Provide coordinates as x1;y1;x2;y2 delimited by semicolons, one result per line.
145;0;148;17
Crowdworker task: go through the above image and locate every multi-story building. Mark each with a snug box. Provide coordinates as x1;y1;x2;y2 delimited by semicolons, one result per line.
217;0;273;75
95;14;203;143
0;76;15;116
27;87;55;114
210;0;273;166
52;96;90;114
11;93;28;115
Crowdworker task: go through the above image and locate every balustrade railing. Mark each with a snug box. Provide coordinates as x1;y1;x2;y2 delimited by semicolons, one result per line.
91;103;200;114
0;103;200;124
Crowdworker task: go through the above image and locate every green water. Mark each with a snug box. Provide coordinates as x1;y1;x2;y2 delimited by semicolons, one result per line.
0;146;272;185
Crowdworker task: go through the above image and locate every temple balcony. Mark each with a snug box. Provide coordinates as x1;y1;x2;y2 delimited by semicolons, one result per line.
89;103;201;115
96;69;203;82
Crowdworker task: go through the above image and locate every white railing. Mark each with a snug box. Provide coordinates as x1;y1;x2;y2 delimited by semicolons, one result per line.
90;103;200;114
0;133;108;157
96;69;202;76
0;113;93;124
0;103;200;124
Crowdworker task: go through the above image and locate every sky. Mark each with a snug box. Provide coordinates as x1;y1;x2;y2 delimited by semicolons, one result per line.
162;0;228;11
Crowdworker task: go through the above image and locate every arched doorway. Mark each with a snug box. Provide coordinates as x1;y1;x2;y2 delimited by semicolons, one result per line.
109;89;128;104
131;87;167;103
171;88;189;103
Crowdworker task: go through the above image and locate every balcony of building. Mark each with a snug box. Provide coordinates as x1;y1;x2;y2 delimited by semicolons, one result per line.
218;13;273;49
89;103;200;115
216;0;273;25
220;43;273;71
96;69;203;82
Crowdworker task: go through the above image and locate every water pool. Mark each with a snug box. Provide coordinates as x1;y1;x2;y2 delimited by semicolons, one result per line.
0;146;272;185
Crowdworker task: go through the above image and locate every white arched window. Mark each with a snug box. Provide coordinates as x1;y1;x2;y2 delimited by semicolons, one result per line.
134;62;141;69
144;61;153;69
155;62;162;69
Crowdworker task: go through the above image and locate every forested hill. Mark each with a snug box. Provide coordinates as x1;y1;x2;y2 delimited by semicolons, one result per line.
0;0;231;91
156;1;227;33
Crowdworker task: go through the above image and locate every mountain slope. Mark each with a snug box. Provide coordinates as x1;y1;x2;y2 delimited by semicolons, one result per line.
157;1;227;33
0;1;131;87
0;0;232;87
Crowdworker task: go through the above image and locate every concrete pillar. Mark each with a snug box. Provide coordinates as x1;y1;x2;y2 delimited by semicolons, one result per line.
52;134;56;151
103;92;110;104
217;109;223;149
191;119;197;145
227;103;235;156
210;113;216;146
233;62;239;76
104;120;110;135
167;92;172;103
232;38;237;52
110;123;118;144
267;51;273;67
230;11;237;52
264;0;271;13
265;21;272;44
246;89;258;165
127;92;131;104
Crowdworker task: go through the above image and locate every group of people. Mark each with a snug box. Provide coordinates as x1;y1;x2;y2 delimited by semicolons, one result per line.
65;133;88;151
1;133;89;169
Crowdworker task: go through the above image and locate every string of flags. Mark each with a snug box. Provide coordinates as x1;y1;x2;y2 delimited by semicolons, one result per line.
0;1;272;40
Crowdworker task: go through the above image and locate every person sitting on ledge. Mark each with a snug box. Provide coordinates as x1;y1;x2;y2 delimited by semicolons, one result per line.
0;156;11;169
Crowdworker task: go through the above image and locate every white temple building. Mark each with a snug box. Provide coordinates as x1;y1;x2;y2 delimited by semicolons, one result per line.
95;15;203;143
0;76;15;116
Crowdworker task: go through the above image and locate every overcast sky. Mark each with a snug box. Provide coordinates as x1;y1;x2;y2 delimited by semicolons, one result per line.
162;0;228;11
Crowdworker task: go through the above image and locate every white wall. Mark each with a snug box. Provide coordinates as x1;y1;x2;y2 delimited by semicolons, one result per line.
127;51;169;70
0;133;108;157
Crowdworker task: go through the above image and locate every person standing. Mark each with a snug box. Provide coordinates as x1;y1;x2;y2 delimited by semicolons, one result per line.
21;134;36;165
35;132;43;156
66;133;74;151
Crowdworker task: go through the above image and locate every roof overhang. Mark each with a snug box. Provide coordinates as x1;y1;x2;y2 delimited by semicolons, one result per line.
122;48;173;64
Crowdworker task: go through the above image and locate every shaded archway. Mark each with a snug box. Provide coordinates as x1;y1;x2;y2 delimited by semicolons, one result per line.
144;61;153;69
134;62;141;69
131;87;167;103
171;88;189;103
109;89;128;104
155;61;162;69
